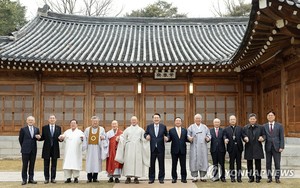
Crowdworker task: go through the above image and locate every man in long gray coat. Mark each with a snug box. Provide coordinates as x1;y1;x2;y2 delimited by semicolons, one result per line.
187;114;211;182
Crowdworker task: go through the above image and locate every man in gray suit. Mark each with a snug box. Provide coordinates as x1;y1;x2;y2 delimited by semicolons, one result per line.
263;111;284;183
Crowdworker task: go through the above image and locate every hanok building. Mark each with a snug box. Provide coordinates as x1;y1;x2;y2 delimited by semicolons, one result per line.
0;0;299;142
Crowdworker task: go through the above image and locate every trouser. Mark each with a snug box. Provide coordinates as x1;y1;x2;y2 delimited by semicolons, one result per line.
191;171;207;178
229;145;242;180
44;154;57;180
149;148;165;181
247;159;261;180
171;153;187;180
211;151;226;179
64;169;80;179
266;145;281;179
21;151;37;182
87;173;98;181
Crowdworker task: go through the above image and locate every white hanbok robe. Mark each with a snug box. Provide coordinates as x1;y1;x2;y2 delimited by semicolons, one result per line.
83;126;108;173
115;125;150;178
62;128;85;170
188;123;211;172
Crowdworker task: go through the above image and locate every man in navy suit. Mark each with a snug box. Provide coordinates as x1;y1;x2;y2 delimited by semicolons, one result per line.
19;116;40;185
210;118;226;182
168;117;188;183
39;114;62;184
145;113;168;184
264;111;284;183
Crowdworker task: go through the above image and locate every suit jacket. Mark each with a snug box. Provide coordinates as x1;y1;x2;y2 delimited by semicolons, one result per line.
168;127;188;155
223;125;244;153
144;123;168;153
40;124;62;159
210;127;225;153
19;125;40;154
264;122;285;152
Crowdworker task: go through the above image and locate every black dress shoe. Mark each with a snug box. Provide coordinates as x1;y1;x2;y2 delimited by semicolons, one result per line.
248;178;254;183
148;180;154;184
221;178;226;182
51;179;56;183
87;179;92;183
231;179;236;182
267;179;272;183
125;178;131;184
28;180;37;184
256;179;261;183
172;179;177;183
159;180;164;184
115;178;120;183
108;177;113;183
200;179;207;182
74;178;79;183
237;179;242;183
65;178;71;183
44;180;49;184
21;181;27;185
276;179;281;183
181;179;187;183
93;179;99;182
134;178;139;184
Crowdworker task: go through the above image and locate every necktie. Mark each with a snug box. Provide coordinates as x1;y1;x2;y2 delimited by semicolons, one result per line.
270;123;273;134
216;128;219;137
155;125;158;137
177;127;181;138
30;126;34;138
51;125;54;136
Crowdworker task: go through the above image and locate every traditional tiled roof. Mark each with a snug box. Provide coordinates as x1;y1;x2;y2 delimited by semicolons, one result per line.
0;6;248;71
231;0;300;71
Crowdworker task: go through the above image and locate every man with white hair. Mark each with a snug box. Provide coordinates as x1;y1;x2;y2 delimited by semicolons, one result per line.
187;114;211;182
83;116;107;183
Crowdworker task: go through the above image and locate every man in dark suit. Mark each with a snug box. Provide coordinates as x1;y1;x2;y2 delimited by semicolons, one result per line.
210;118;226;182
264;111;284;183
39;114;62;184
243;113;265;183
18;116;40;185
145;113;168;184
168;117;188;183
224;115;245;183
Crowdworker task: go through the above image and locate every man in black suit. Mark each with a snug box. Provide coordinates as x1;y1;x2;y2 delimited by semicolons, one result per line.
18;116;40;185
263;111;284;183
39;114;62;184
168;117;188;183
224;115;245;183
145;113;168;184
210;118;226;182
243;113;265;183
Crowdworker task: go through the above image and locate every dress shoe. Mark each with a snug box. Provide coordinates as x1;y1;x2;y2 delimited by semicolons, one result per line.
267;178;272;183
159;180;164;184
237;179;242;183
74;178;79;183
276;179;281;183
134;178;139;184
65;178;71;183
172;179;177;183
248;178;254;183
148;180;154;184
231;179;236;182
21;181;27;185
44;180;49;184
212;177;219;182
125;178;131;184
51;179;56;183
108;177;113;183
28;180;37;184
256;179;261;183
87;179;92;183
221;178;226;182
192;177;198;182
181;179;187;183
93;179;99;182
200;179;207;182
115;178;120;183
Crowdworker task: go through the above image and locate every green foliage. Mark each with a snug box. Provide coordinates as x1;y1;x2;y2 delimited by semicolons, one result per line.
0;0;26;36
125;0;186;18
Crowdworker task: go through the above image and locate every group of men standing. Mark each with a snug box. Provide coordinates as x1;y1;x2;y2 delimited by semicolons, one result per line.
18;110;284;185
